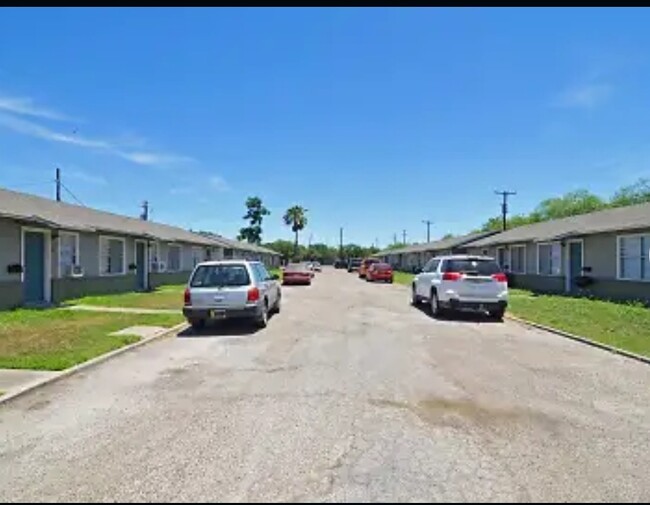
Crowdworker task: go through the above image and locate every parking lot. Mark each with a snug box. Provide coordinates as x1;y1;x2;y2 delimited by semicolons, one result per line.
1;268;650;502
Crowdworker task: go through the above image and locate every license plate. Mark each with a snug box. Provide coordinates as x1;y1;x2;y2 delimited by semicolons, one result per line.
209;309;226;319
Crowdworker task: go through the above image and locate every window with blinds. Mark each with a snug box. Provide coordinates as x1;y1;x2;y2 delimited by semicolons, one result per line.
99;237;125;275
167;245;182;272
59;232;79;276
618;234;650;281
538;243;562;276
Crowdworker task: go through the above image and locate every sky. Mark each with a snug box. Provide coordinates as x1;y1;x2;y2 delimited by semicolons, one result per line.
1;7;650;248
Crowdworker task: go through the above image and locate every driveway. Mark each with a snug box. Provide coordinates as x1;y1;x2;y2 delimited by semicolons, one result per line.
1;269;650;502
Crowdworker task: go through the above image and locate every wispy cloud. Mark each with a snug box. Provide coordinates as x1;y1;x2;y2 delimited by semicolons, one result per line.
65;168;108;186
209;175;230;191
553;83;612;109
0;112;192;167
0;93;77;122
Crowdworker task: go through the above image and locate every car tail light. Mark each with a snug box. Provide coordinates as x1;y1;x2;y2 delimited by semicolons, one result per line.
492;272;508;283
247;287;260;302
442;272;462;281
183;288;191;305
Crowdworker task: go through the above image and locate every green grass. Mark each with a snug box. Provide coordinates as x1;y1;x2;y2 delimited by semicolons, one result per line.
0;308;184;370
66;284;186;310
393;271;415;286
508;289;650;357
269;268;281;278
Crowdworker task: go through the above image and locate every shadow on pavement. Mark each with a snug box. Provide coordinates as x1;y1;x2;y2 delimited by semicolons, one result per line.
177;319;262;338
412;303;504;324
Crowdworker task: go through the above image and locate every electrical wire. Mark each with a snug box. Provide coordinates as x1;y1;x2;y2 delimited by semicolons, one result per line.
60;182;85;206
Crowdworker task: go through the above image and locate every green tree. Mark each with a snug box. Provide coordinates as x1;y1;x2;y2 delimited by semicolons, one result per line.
263;239;296;261
283;205;308;258
238;196;270;244
610;178;650;207
535;190;606;220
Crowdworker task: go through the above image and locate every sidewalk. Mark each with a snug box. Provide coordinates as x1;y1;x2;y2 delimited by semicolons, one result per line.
0;369;60;397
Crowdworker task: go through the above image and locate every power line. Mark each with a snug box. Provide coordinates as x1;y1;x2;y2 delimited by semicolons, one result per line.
494;190;517;231
60;182;85;206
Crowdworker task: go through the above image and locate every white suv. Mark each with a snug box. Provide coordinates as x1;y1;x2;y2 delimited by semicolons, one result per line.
411;255;508;320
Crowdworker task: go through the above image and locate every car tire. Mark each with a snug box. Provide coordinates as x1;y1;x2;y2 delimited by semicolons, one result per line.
411;285;419;305
255;302;269;328
429;290;443;318
273;294;282;314
388;278;393;284
489;309;505;321
190;319;205;331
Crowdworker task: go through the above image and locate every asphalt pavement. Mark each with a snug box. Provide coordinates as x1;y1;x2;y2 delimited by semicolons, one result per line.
1;268;650;502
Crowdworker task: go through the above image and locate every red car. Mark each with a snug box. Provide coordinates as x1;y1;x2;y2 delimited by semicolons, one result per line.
366;262;394;283
282;263;312;286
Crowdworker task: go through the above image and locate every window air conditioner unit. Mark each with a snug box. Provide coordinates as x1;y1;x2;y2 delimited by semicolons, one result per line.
157;261;167;273
68;265;85;278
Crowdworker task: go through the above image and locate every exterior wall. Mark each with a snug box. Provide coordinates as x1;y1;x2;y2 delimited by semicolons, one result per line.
582;279;650;303
0;218;21;283
583;233;617;279
150;271;190;288
0;281;22;310
507;273;565;293
52;275;138;302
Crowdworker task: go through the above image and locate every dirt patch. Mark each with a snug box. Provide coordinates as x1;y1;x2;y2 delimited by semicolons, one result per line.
369;397;560;432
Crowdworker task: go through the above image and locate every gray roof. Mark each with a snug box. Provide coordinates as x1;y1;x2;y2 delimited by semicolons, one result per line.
1;186;224;247
467;202;650;248
196;231;280;256
375;230;499;256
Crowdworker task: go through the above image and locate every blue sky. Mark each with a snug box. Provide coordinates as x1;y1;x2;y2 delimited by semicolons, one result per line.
1;8;649;248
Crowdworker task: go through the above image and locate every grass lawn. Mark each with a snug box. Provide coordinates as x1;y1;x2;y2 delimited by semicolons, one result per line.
66;284;186;310
0;309;183;370
393;271;415;286
508;289;650;357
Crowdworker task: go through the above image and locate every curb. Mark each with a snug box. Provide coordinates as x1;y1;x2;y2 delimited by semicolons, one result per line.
0;321;188;407
505;314;650;366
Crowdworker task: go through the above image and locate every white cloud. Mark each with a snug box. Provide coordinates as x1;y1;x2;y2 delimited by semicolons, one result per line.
0;112;192;167
209;175;230;191
554;84;612;109
0;93;77;122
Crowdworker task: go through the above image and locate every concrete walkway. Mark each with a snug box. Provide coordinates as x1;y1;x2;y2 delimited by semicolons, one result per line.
0;369;60;397
65;305;180;315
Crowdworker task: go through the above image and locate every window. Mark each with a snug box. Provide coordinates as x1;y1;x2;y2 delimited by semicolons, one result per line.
167;245;182;272
442;258;501;275
510;245;526;274
618;234;650;281
192;247;204;267
496;247;510;270
190;264;250;287
99;236;125;275
423;258;439;272
59;232;79;277
538;243;562;276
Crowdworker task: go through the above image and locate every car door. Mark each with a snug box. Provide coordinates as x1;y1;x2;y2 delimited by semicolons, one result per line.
255;263;277;306
416;258;440;298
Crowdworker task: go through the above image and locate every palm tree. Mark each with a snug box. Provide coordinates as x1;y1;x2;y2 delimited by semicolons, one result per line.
283;205;308;259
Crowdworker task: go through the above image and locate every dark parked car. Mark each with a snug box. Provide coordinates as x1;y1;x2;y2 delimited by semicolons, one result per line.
334;259;347;269
347;258;362;272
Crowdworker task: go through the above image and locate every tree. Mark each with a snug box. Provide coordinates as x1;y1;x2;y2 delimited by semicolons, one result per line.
610;178;650;207
238;196;270;245
442;233;455;239
263;239;296;261
283;205;308;258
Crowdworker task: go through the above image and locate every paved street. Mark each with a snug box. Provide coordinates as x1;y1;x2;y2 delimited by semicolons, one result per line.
1;269;650;502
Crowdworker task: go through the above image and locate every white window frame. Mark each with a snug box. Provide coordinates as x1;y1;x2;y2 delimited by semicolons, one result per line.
98;235;126;277
537;241;562;276
57;231;80;278
616;233;650;282
20;226;53;303
167;244;183;272
496;246;510;270
509;244;527;274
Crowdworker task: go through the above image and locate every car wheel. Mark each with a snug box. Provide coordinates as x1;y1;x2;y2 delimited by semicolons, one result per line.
411;285;419;305
388;278;393;284
273;294;282;314
489;308;505;321
430;290;443;318
255;302;269;328
190;319;205;331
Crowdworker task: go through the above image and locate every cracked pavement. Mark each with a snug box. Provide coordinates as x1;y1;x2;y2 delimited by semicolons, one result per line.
1;268;650;502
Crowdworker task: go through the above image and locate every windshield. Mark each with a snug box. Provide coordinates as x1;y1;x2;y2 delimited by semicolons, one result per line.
190;264;251;287
442;259;501;276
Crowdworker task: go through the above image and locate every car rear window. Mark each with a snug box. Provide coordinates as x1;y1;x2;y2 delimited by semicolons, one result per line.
375;263;392;271
442;259;501;275
284;264;307;272
190;264;251;287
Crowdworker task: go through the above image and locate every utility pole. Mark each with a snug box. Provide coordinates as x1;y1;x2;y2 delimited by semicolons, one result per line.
141;200;149;221
494;190;517;231
422;219;433;243
339;227;343;258
55;167;61;202
402;229;407;245
393;233;397;245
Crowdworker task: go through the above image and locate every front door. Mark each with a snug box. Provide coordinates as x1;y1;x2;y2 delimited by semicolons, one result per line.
136;241;147;290
24;231;46;304
569;241;583;291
